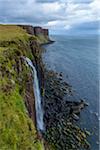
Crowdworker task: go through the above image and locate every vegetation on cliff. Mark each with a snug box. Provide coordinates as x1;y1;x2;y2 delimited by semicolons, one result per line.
0;25;90;150
0;25;43;150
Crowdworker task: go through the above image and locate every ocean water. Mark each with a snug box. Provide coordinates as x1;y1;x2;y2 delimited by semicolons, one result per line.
43;34;99;150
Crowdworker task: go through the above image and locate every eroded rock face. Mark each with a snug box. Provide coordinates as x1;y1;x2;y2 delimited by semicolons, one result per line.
18;25;49;39
29;37;45;91
24;73;36;124
18;25;35;35
42;29;49;37
34;27;43;36
34;27;49;38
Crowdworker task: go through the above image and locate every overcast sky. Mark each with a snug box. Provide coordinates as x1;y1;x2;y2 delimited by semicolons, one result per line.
0;0;100;34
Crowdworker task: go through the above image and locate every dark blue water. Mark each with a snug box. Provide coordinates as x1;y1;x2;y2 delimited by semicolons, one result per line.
43;34;99;150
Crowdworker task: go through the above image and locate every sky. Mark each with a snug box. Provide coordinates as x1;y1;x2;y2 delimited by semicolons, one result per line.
0;0;100;34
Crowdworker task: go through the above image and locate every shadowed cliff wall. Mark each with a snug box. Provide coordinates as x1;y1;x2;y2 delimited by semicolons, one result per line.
18;25;49;39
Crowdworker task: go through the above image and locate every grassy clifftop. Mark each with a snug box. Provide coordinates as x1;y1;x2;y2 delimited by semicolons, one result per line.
0;25;28;40
0;25;43;150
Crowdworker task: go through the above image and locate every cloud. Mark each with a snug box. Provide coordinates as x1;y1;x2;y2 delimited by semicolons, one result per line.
44;0;100;31
36;0;59;3
0;0;99;32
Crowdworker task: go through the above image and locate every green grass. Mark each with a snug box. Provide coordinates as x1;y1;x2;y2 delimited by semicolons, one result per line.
0;25;29;41
0;25;43;150
0;86;43;150
36;35;49;44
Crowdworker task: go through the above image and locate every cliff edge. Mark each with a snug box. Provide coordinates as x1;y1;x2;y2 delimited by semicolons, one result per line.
0;25;46;150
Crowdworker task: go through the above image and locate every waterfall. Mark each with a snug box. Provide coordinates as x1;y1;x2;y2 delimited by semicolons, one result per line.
24;57;44;131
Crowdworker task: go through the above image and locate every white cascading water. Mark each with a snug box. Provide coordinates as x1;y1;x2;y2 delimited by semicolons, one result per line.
24;57;44;131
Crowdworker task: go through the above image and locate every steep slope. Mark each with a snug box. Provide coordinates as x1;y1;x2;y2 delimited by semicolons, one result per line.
0;25;44;150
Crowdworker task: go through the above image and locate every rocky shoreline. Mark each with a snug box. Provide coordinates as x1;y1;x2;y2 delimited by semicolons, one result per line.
41;65;90;150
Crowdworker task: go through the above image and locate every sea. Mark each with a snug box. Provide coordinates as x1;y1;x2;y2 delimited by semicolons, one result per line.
42;34;99;150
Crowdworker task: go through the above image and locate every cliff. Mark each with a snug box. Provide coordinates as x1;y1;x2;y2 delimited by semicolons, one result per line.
0;25;90;150
18;25;51;44
0;25;45;150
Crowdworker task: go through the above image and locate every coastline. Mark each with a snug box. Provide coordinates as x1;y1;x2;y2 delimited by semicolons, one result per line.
0;25;90;150
41;49;90;150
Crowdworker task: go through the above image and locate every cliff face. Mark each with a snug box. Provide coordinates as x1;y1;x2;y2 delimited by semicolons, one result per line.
18;25;35;35
34;27;49;38
43;29;49;38
0;25;45;149
18;25;49;42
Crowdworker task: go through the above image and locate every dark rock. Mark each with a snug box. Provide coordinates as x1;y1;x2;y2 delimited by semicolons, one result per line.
24;73;36;125
43;69;89;150
70;100;89;114
59;72;63;77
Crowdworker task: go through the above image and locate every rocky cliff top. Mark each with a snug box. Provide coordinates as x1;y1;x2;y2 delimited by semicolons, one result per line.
18;25;49;37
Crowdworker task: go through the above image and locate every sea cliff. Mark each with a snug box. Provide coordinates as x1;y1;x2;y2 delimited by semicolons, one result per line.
0;25;90;150
0;25;46;150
